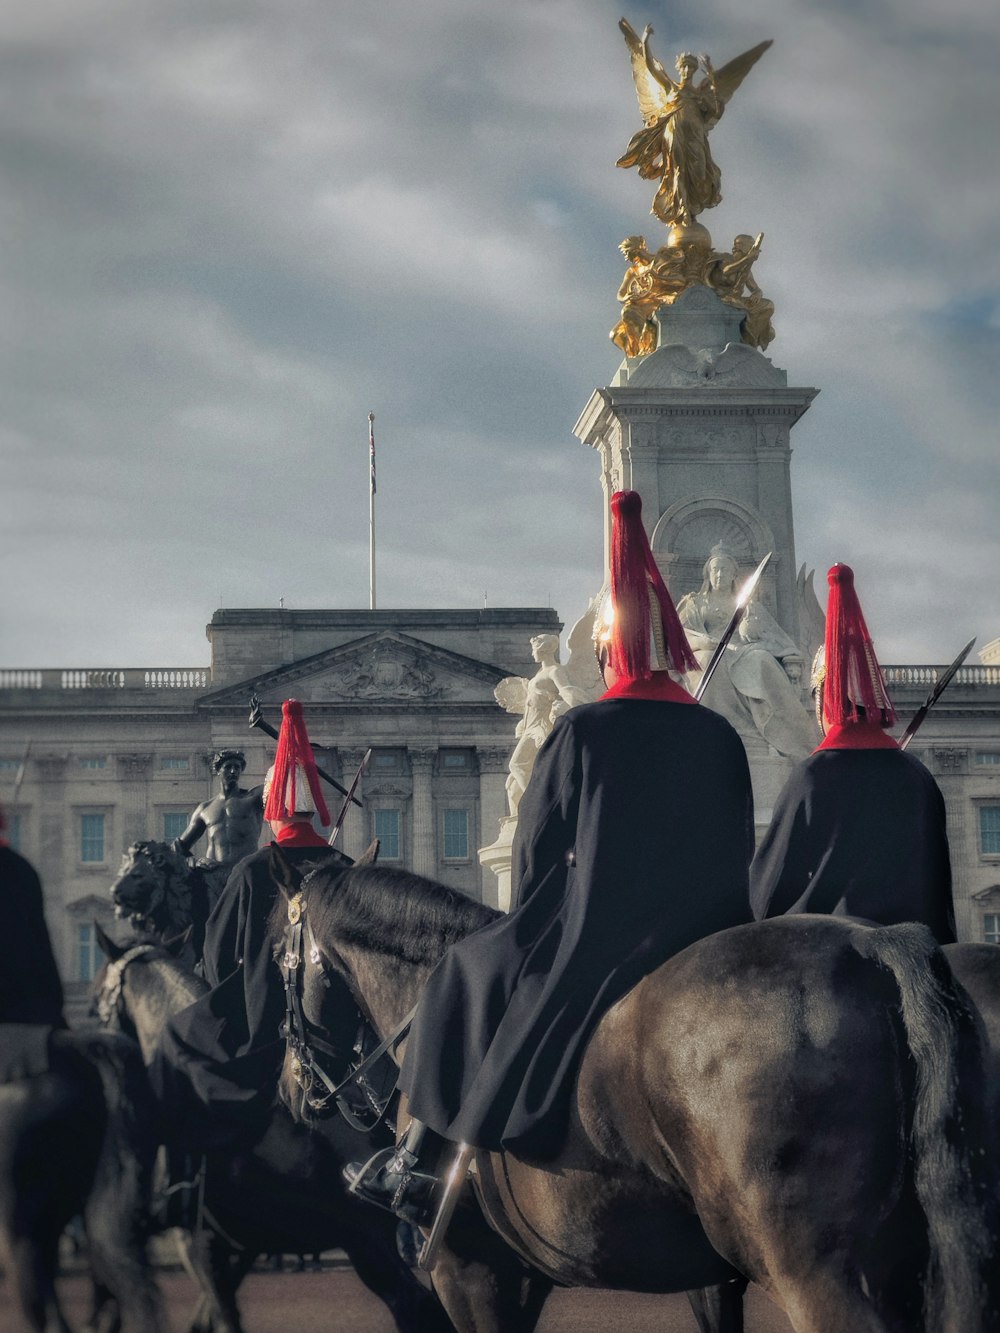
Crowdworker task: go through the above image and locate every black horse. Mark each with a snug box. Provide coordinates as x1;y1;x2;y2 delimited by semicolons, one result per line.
93;926;452;1333
0;1026;164;1332
268;857;1000;1333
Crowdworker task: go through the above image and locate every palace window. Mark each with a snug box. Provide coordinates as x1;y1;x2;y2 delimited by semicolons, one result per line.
77;923;100;982
0;757;20;771
79;756;108;770
163;812;189;842
372;750;404;774
976;752;1000;766
80;813;106;862
442;808;470;861
160;756;190;771
373;808;401;861
984;914;1000;945
980;807;1000;857
440;750;471;770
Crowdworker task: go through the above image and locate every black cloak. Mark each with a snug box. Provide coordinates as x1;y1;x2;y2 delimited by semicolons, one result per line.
749;747;956;944
399;696;755;1158
0;847;65;1026
0;847;66;1082
150;842;355;1148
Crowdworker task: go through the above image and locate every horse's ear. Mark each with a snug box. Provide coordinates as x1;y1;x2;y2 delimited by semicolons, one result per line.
354;839;380;867
164;925;193;956
94;920;125;962
269;844;303;900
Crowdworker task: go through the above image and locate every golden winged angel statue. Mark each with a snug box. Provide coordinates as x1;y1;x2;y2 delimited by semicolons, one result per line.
617;18;772;229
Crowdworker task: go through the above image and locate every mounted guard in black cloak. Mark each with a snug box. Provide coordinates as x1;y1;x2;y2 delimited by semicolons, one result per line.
150;701;362;1205
750;562;957;944
347;489;755;1224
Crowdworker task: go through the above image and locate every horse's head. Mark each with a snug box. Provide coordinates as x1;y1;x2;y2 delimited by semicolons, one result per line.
110;840;194;936
91;920;159;1036
265;844;499;1123
92;918;199;1062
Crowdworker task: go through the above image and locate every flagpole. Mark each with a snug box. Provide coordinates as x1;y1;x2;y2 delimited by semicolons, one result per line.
368;412;376;611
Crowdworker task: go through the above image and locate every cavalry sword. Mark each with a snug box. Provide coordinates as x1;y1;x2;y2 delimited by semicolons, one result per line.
328;749;371;847
898;638;977;751
694;552;772;703
248;694;363;807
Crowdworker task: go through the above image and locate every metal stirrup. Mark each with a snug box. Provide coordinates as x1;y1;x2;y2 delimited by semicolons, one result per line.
418;1143;474;1271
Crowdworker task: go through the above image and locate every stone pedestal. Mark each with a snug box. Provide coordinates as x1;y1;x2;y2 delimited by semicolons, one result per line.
476;746;510;905
740;735;799;840
575;285;818;648
478;815;517;912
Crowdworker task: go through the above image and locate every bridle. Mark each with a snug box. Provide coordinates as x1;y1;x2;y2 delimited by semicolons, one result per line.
94;943;158;1027
279;885;416;1134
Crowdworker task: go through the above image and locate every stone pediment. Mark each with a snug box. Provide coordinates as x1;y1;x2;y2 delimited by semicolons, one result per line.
200;631;509;708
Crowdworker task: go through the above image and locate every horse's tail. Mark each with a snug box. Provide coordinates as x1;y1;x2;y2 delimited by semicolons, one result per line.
855;923;997;1331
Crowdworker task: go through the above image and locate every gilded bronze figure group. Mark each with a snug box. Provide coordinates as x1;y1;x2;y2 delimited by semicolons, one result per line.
612;19;775;357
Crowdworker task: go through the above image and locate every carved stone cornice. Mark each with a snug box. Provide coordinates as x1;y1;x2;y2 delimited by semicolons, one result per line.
933;748;968;773
476;747;510;774
36;756;67;782
118;754;153;779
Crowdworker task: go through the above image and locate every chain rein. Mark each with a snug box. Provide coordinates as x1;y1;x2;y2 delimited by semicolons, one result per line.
280;891;415;1133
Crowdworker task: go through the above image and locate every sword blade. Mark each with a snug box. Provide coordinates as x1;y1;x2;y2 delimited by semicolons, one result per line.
329;749;372;847
694;552;772;703
898;637;977;751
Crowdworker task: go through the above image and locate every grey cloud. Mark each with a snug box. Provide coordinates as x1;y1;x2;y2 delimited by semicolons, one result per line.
2;0;998;670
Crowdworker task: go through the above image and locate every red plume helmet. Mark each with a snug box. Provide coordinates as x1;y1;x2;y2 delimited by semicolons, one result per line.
822;564;895;728
263;699;331;824
607;491;697;680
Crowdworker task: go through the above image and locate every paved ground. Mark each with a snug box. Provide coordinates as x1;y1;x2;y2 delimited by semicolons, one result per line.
2;1257;796;1332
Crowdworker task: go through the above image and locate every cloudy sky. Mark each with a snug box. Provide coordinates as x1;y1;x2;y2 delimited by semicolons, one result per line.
3;0;998;671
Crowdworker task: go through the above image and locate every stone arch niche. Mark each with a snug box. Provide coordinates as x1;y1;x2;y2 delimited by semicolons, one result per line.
651;496;780;619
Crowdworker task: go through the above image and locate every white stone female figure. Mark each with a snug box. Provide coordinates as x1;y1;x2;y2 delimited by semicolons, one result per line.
677;548;818;758
495;631;596;816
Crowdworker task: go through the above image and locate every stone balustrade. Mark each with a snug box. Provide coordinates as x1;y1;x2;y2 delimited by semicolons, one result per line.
1;662;998;694
882;665;1000;688
0;667;210;691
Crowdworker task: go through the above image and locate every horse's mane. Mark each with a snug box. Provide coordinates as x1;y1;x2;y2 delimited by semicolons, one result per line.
276;864;500;968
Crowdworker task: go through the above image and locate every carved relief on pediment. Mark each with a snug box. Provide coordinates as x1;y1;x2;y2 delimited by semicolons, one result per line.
326;640;446;702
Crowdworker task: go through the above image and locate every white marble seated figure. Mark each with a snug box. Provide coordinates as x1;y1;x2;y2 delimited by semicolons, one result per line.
677;547;818;758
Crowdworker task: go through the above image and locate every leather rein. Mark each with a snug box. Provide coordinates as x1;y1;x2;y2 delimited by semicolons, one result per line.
279;888;416;1134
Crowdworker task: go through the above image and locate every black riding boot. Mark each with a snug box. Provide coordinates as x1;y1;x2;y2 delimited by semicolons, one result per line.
344;1119;443;1226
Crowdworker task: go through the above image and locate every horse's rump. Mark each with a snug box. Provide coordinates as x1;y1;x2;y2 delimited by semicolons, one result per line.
564;916;993;1319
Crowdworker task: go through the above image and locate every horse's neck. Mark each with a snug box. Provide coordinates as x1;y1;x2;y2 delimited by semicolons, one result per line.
125;958;205;1065
347;947;432;1045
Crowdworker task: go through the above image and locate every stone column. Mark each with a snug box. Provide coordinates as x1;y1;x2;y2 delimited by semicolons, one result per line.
409;747;437;878
476;746;510;908
932;747;972;940
118;754;153;849
337;748;367;862
36;756;67;967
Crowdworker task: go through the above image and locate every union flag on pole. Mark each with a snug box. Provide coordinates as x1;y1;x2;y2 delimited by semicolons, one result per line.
368;412;376;495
